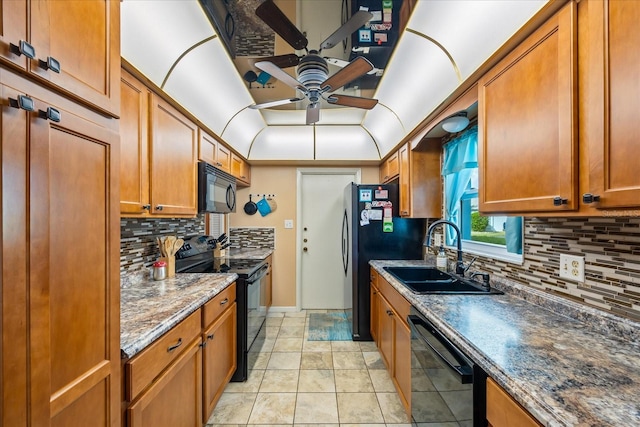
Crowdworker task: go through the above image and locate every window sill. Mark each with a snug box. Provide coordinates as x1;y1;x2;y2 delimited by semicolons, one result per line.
450;240;524;265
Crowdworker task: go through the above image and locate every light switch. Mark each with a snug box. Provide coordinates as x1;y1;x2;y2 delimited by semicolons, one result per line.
284;219;294;229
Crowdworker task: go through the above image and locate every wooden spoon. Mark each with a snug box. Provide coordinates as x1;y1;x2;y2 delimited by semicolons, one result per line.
173;238;184;256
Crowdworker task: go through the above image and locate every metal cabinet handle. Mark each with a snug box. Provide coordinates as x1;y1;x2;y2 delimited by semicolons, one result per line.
9;95;35;111
38;107;61;122
386;310;393;316
207;333;214;341
155;205;163;211
167;338;182;352
553;197;568;206
10;40;35;59
39;56;61;73
219;298;229;305
583;193;600;204
142;204;151;210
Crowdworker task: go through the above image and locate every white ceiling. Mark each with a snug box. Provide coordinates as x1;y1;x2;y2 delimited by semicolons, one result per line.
121;0;548;161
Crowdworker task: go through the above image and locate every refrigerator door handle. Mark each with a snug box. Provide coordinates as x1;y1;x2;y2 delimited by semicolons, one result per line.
342;209;349;275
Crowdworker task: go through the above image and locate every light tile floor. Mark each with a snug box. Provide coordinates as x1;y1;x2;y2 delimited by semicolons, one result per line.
207;310;411;427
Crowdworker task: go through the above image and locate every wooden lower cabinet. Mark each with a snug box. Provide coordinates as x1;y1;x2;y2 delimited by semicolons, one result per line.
202;302;237;422
486;377;542;427
370;268;411;417
370;271;379;342
127;337;203;427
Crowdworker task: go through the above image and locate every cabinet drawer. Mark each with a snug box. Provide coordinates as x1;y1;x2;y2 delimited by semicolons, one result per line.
486;377;542;427
202;283;236;328
126;309;201;401
378;276;410;326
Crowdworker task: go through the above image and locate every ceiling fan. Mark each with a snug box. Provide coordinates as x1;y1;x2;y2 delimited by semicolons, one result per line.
248;0;379;124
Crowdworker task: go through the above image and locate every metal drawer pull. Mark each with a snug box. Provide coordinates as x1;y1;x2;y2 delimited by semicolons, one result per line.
220;298;229;305
553;196;568;206
39;56;61;73
9;95;35;111
39;107;61;122
207;333;215;340
167;338;183;352
386;310;393;316
10;40;35;59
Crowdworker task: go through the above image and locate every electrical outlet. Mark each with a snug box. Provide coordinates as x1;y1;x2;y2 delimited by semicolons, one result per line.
559;254;585;282
284;219;294;229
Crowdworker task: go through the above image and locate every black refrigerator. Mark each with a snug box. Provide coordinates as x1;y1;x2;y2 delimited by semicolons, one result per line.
342;183;426;341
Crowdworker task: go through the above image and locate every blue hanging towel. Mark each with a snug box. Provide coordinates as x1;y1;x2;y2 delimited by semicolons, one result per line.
256;196;272;216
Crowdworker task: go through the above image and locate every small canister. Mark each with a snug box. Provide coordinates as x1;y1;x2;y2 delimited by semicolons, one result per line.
153;260;167;281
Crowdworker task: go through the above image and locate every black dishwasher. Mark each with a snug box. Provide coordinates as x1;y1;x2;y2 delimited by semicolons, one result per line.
408;307;487;427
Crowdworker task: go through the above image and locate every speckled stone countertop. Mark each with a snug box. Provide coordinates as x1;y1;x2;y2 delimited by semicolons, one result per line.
120;272;237;359
222;247;273;260
370;260;640;427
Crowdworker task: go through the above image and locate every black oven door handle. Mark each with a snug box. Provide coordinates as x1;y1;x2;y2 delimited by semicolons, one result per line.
408;314;473;384
246;264;269;284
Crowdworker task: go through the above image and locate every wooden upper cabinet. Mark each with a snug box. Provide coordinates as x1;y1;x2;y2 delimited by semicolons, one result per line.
0;0;120;116
582;0;640;209
29;0;120;116
198;129;218;166
216;143;231;173
231;152;251;186
150;95;198;216
397;140;442;218
380;150;399;183
120;70;151;215
0;0;28;70
478;2;578;214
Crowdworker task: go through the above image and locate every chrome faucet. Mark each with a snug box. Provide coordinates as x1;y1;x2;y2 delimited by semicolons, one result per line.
424;219;466;276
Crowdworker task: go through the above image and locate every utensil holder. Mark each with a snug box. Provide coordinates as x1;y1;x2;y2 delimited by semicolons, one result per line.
214;248;226;258
158;256;175;278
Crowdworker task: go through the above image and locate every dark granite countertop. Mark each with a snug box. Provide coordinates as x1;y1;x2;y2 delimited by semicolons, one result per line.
370;260;640;427
222;247;273;260
120;271;237;359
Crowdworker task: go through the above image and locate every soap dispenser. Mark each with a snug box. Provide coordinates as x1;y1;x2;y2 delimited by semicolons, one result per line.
436;246;447;271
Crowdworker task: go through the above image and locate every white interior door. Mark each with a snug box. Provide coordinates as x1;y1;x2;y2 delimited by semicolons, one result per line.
299;170;359;309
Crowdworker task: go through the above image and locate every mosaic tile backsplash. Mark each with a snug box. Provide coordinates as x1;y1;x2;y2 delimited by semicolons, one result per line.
120;215;640;320
120;216;205;273
453;217;640;321
229;227;275;249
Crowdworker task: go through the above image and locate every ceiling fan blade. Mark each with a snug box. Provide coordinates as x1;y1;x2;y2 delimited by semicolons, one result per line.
249;98;304;109
321;57;374;92
325;56;382;76
306;103;321;125
252;53;300;69
256;0;308;51
320;10;373;50
326;94;378;109
255;61;306;92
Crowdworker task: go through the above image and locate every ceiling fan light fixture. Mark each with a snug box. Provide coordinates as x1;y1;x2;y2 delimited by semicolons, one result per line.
441;112;469;133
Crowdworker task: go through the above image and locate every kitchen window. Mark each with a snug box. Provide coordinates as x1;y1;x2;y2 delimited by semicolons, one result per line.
442;125;523;263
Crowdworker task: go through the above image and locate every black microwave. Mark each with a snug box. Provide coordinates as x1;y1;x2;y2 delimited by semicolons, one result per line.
198;161;236;213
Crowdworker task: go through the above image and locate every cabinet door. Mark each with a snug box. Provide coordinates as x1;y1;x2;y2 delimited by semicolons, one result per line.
478;3;577;213
198;129;218;166
0;0;28;70
231;152;250;186
27;94;120;426
378;295;394;370
394;319;411;414
150;95;197;216
486;377;542;427
583;0;640;208
128;338;203;427
215;143;231;173
1;83;30;427
120;70;150;215
202;303;237;422
398;143;410;216
30;0;120;116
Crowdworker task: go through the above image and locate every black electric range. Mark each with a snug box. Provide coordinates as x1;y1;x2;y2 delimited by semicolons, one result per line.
175;245;269;382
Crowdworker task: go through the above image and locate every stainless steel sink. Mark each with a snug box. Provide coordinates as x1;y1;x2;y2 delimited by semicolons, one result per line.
383;266;503;295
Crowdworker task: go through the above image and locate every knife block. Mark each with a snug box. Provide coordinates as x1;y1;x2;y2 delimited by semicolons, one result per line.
158;256;175;278
214;248;226;258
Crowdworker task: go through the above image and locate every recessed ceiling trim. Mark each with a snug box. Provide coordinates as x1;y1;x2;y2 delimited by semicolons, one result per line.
373;101;407;133
160;35;217;89
405;27;463;83
246;126;268;159
358;124;382;160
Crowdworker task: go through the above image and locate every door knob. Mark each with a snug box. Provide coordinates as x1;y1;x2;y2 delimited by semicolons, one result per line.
303;247;308;252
